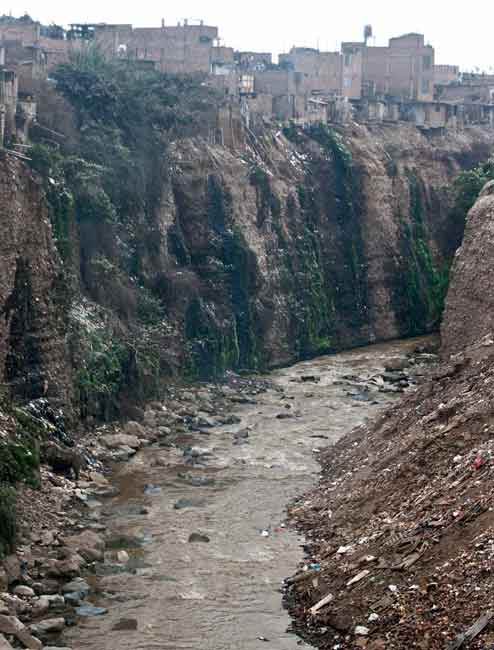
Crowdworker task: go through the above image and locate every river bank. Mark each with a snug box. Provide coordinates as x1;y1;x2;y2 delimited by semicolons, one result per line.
1;337;435;650
286;333;494;649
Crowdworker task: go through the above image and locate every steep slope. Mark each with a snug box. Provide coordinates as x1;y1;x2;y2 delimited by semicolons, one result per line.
286;187;494;649
0;154;72;407
441;180;494;356
2;120;494;420
166;123;492;377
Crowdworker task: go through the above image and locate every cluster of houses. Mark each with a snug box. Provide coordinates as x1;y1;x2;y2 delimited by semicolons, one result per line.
1;13;494;149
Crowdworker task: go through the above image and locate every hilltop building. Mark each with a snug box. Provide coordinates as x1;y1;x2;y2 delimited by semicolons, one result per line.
1;14;493;144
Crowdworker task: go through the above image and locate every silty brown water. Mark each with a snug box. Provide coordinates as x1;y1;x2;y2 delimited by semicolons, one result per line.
66;337;430;650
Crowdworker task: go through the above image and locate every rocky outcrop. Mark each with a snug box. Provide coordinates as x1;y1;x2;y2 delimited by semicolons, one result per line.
441;180;494;356
0;154;72;408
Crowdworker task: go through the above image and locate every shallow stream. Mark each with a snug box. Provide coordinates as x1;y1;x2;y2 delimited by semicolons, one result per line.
67;337;429;650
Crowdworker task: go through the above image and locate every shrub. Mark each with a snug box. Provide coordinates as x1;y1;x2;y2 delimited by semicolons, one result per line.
0;485;16;558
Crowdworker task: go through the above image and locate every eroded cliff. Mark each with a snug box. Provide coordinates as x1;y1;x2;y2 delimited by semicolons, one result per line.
0;154;71;408
1;107;494;420
442;179;494;356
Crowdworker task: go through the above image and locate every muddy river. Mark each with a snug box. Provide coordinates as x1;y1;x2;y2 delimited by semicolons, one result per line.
67;338;429;650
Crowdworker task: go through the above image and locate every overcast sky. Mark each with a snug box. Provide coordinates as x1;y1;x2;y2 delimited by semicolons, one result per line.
4;0;494;72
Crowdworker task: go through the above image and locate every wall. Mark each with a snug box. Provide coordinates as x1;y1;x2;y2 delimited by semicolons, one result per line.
434;64;460;86
0;21;40;47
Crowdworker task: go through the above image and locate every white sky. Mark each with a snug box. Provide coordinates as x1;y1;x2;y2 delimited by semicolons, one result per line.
4;0;494;72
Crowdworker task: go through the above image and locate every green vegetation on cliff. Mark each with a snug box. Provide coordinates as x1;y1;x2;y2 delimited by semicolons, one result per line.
394;169;449;335
29;50;221;415
0;485;16;559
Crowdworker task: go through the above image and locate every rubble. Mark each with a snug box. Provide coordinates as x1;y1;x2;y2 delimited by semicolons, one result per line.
286;344;494;648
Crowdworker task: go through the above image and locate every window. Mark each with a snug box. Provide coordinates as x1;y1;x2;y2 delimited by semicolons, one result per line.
423;55;432;70
345;53;352;67
421;79;430;94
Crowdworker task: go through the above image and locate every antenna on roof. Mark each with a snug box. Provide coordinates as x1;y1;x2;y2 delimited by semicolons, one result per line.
364;24;373;45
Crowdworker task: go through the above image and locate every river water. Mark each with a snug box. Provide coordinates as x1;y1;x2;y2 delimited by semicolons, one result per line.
67;337;429;650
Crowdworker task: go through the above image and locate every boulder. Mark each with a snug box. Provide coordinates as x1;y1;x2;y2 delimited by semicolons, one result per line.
2;556;20;585
62;578;90;595
64;531;105;563
124;421;145;437
44;554;84;579
0;616;42;650
13;585;35;598
384;357;410;372
100;434;140;450
0;615;23;635
0;633;13;650
29;618;65;634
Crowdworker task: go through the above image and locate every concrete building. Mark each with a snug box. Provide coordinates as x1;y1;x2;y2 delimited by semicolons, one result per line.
0;64;18;147
93;21;219;74
355;33;435;102
434;65;460;87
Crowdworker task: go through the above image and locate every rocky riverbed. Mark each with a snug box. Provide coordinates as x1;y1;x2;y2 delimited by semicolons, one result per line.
0;337;436;650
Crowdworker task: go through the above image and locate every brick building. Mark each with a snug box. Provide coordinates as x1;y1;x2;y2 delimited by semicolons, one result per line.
93;21;219;74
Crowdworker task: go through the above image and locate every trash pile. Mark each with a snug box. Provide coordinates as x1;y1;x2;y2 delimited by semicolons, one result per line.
286;340;494;649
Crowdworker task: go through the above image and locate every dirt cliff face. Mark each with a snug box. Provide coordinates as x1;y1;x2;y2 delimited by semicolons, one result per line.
160;123;493;377
1;123;493;417
0;154;71;407
441;181;494;357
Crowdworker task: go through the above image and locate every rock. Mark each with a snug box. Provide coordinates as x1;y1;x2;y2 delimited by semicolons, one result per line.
0;571;7;593
13;585;35;598
276;413;294;420
39;531;57;547
63;592;82;607
0;616;42;650
45;555;84;579
188;533;210;543
124;421;145;437
106;534;143;550
32;597;50;616
0;615;24;635
100;434;141;450
174;498;205;510
384;357;410;372
43;647;73;650
29;618;65;634
182;475;214;487
381;371;407;383
113;446;137;460
112;619;138;631
233;429;249;439
33;580;59;596
64;530;105;562
300;375;321;383
15;630;42;650
62;579;90;595
219;414;241;425
2;556;21;585
0;634;13;650
192;416;216;429
75;605;107;617
0;594;28;615
144;484;162;496
89;472;109;486
116;551;129;564
355;626;370;636
183;446;211;459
